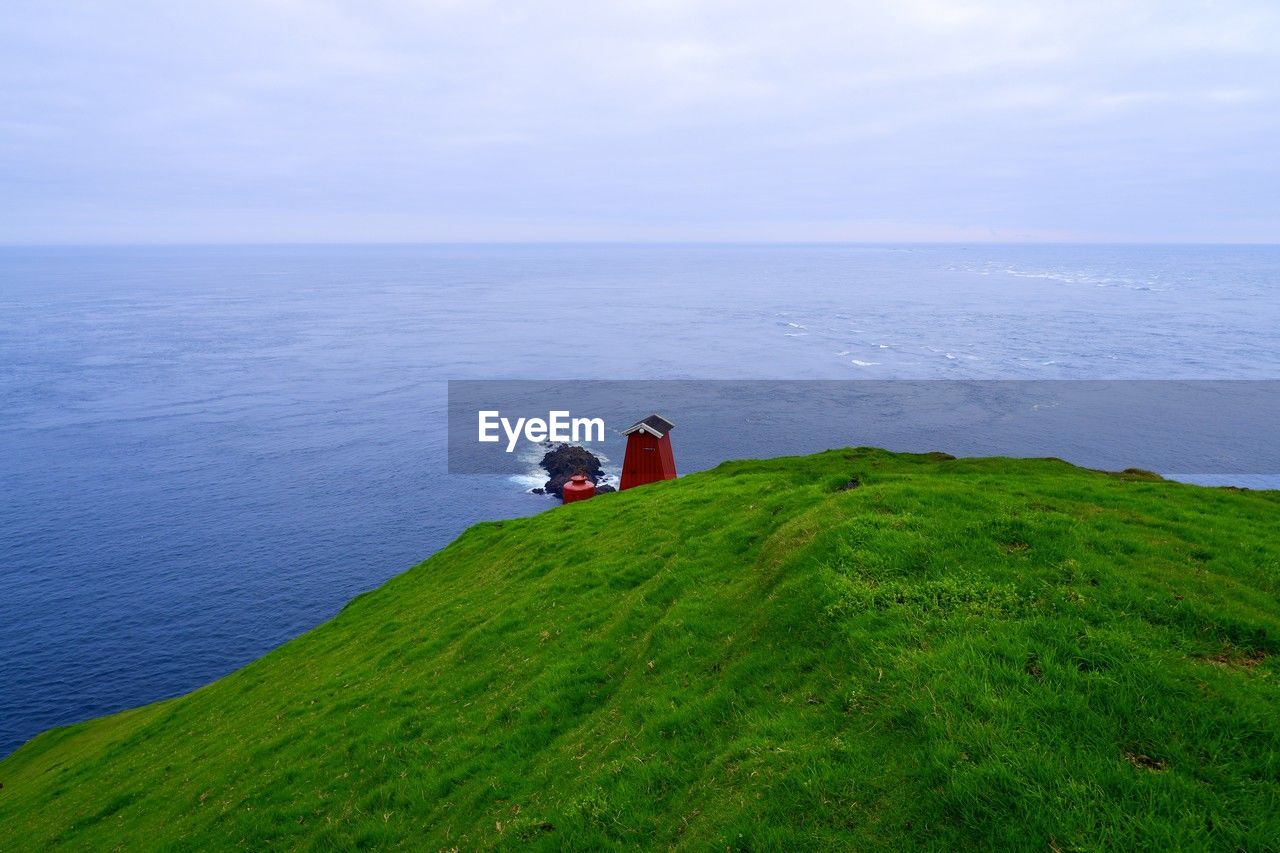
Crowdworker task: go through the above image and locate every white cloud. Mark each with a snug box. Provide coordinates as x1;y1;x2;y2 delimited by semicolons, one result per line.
1;0;1277;241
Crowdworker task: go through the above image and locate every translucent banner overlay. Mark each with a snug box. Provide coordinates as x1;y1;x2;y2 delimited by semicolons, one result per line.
448;380;1280;478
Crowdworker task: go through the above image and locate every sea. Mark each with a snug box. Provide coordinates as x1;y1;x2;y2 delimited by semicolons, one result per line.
2;243;1278;756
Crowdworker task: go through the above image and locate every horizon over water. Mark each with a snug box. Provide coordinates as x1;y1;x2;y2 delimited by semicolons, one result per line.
2;243;1278;756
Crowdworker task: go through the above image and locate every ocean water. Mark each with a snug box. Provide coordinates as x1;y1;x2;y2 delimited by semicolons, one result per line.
2;243;1278;756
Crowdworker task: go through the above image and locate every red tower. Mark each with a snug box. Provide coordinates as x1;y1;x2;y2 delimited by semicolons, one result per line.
620;414;676;490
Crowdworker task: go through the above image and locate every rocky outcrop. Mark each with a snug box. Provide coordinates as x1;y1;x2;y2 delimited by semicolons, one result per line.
540;444;605;499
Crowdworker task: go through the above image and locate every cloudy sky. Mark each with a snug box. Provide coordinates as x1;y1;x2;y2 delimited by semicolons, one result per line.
2;0;1278;243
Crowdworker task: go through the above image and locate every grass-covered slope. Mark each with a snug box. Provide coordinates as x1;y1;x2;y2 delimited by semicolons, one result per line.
2;450;1279;850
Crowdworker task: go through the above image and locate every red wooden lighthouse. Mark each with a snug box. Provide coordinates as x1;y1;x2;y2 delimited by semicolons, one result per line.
620;414;676;490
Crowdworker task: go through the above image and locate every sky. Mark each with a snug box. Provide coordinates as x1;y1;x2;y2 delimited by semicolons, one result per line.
1;0;1278;243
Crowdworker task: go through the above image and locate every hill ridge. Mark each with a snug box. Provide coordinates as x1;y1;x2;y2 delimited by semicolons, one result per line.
1;449;1277;849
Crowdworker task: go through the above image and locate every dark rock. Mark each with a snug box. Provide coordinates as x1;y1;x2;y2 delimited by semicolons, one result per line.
595;484;617;494
839;477;861;491
530;487;545;495
540;444;605;499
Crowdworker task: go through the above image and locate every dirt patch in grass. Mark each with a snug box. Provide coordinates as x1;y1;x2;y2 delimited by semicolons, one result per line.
1200;647;1267;669
1124;752;1166;771
1114;468;1164;481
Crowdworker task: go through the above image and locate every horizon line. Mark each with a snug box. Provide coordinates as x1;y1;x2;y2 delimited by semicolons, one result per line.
2;239;1279;249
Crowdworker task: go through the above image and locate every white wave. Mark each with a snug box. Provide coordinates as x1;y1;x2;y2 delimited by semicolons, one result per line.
993;264;1166;292
850;359;880;366
509;471;546;491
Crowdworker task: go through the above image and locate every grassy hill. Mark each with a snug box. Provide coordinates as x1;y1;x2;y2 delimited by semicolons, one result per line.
2;449;1278;850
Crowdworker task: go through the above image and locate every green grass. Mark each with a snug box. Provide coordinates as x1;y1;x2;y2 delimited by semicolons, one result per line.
2;449;1278;850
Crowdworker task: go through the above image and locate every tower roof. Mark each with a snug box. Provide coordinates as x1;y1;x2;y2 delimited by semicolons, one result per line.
621;413;675;438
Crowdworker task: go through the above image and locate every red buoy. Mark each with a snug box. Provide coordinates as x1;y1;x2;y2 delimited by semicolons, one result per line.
562;473;595;504
620;414;676;490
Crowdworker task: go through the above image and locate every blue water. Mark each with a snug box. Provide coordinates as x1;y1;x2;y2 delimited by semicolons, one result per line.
2;243;1278;756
